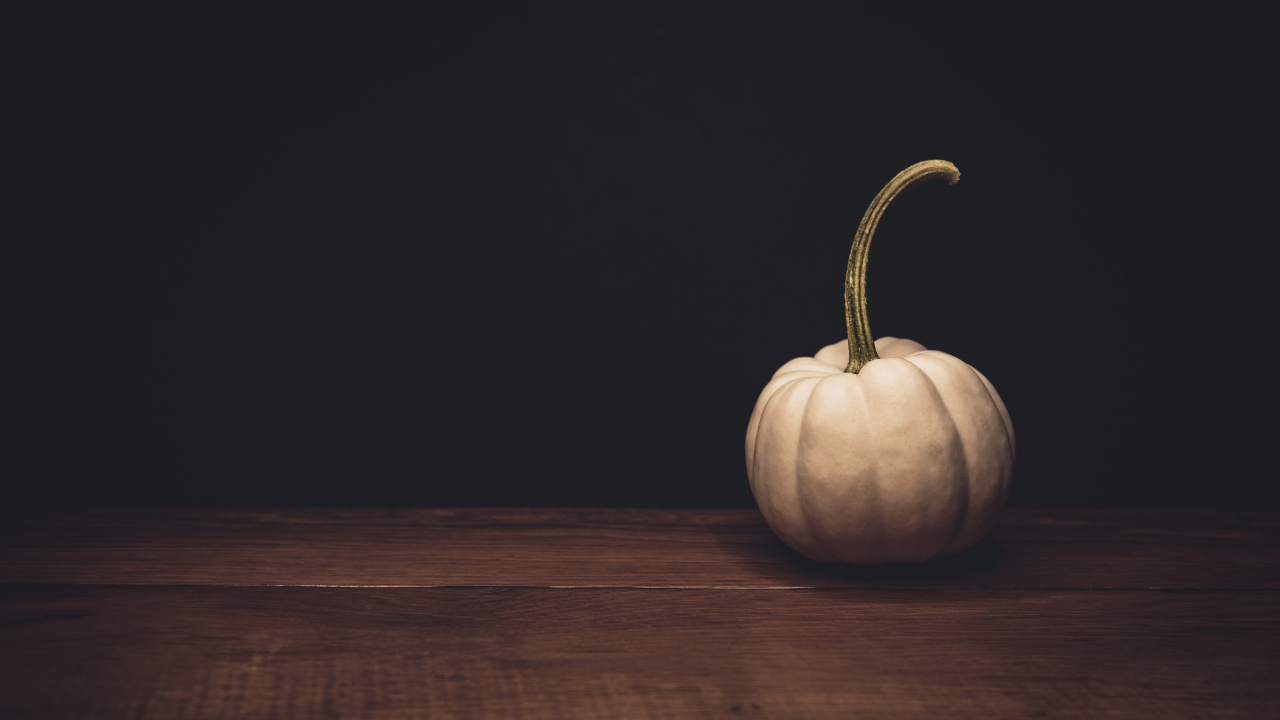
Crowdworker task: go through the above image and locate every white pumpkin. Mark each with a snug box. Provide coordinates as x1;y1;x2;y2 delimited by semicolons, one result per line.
745;336;1014;563
745;161;1015;564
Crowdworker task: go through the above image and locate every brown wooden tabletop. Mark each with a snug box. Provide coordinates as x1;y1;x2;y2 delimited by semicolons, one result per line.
2;508;1278;718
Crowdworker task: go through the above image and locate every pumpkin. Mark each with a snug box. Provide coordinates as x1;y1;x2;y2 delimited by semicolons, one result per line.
745;160;1015;564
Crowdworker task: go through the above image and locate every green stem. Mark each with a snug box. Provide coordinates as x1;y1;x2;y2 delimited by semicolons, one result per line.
844;160;961;373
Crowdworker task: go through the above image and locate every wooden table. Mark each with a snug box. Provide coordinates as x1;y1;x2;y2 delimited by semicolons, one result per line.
2;508;1277;718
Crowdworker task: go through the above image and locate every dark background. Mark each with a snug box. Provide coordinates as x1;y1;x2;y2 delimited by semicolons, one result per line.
5;3;1275;507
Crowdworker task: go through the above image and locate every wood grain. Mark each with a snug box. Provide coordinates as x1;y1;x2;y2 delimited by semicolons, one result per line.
2;508;1277;588
3;509;1278;718
2;584;1276;720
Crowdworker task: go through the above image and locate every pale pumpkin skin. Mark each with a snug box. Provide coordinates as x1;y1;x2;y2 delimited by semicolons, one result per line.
745;336;1015;564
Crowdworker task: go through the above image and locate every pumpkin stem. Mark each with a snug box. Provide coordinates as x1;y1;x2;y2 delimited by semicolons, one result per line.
844;160;961;373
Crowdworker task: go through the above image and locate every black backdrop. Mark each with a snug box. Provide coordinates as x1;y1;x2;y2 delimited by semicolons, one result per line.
6;3;1276;507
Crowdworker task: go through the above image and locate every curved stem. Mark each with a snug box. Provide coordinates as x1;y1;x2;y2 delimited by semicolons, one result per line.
844;160;960;373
